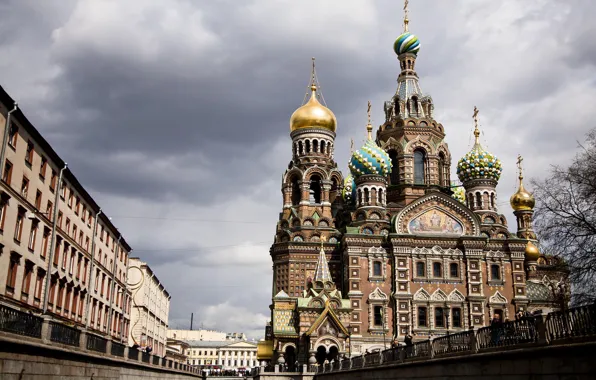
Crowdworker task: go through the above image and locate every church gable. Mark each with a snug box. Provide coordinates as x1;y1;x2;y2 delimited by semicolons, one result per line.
394;192;480;236
305;304;349;337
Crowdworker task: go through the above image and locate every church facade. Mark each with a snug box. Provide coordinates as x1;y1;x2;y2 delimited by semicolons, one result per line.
263;5;567;367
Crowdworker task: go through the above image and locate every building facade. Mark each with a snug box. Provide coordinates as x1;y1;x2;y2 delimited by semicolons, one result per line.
128;257;171;356
0;85;132;342
265;4;568;366
186;340;258;371
167;328;246;342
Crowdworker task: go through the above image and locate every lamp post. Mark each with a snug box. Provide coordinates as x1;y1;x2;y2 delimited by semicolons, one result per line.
42;163;67;314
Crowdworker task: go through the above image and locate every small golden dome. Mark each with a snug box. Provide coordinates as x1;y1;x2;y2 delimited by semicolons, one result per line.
510;181;535;211
525;240;541;261
290;85;337;133
510;155;535;211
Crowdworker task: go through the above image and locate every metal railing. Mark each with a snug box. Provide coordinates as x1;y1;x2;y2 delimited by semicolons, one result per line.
86;333;108;353
0;304;43;338
50;321;80;347
546;303;596;342
111;342;126;357
128;347;139;360
318;303;596;374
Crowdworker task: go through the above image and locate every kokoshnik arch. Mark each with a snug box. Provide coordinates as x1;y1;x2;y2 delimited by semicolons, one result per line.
259;1;569;367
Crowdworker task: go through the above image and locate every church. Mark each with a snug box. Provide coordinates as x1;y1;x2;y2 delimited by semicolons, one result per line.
259;3;568;367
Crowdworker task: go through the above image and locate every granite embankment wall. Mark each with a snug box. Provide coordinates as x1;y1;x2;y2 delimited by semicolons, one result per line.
0;333;201;380
314;341;596;380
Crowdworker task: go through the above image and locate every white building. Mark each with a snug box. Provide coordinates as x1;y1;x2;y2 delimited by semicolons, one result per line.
127;258;171;356
168;328;247;342
186;340;258;370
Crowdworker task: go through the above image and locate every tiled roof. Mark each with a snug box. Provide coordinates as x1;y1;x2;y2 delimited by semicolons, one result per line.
526;281;552;302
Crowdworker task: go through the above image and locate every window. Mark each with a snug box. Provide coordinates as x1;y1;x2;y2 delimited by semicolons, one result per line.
53;239;61;267
450;263;459;278
373;261;382;276
62;243;69;269
438;152;446;186
21;262;33;297
414;149;426;184
418;307;427;327
28;223;37;250
0;202;6;231
57;283;64;309
75;197;80;215
416;262;425;277
50;170;57;192
82;205;86;221
3;160;13;184
435;307;445;328
48;280;56;307
14;210;24;241
60;182;67;199
35;190;42;209
46;200;53;217
68;191;73;208
40;156;47;180
26;141;34;165
73;224;77;240
491;264;501;280
21;176;29;198
65;218;70;234
373;305;383;326
309;175;322;204
41;227;50;258
6;254;19;294
433;262;442;277
57;211;63;229
389;149;400;185
34;271;44;301
8;123;18;147
452;308;462;328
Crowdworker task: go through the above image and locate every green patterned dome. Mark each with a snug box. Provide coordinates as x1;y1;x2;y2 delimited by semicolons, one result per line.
457;143;502;183
349;137;392;178
451;181;466;204
342;174;356;203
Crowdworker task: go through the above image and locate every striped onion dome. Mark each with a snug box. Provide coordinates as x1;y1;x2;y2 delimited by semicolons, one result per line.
394;32;420;55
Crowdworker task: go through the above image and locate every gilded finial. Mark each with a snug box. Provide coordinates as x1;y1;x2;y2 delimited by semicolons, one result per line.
320;234;326;249
516;154;524;180
472;106;480;145
403;0;409;32
366;101;373;139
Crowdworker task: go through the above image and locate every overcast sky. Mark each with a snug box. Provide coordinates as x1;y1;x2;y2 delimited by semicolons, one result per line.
1;0;595;339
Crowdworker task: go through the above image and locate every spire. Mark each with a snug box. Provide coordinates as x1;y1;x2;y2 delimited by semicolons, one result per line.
403;0;410;32
473;106;481;146
313;236;332;283
366;100;373;140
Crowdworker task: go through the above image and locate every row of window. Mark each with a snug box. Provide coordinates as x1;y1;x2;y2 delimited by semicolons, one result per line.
414;261;501;281
417;307;463;328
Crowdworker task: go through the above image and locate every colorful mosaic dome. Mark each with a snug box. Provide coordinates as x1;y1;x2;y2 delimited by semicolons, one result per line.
349;137;392;178
394;32;420;56
342;174;356;203
456;143;502;183
451;181;466;204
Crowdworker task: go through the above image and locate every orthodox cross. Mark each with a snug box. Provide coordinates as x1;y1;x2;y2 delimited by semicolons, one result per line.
367;101;372;125
472;106;480;143
403;0;410;32
350;138;354;153
310;57;316;86
366;101;373;139
517;154;524;179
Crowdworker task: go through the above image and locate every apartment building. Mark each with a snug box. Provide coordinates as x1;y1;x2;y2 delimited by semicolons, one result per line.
128;258;170;356
0;85;132;342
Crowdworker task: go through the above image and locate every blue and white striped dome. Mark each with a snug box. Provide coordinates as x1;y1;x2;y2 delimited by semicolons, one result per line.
394;32;420;55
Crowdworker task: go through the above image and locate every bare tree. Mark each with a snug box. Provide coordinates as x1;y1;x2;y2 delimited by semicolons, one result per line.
532;128;596;305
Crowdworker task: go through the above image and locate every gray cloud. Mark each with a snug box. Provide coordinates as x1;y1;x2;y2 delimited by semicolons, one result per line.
2;0;596;338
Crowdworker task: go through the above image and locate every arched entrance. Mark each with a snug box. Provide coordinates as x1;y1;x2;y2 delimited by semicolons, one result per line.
315;346;327;365
315;344;339;364
285;345;296;371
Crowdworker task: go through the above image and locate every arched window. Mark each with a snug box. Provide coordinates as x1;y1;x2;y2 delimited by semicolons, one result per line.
357;189;362;206
378;188;384;206
411;96;419;114
389;149;400;185
475;193;482;209
298;141;304;155
438;153;446;187
435;307;445;327
291;176;300;206
418;307;427;327
416;262;425;277
364;188;370;204
490;193;496;210
329;178;339;204
293;143;297;158
491;264;501;280
313;139;318;153
373;261;382;276
414;149;426;184
305;140;311;153
309;175;321;204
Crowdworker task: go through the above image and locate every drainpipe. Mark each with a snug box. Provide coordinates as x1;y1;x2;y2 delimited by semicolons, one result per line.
107;234;121;338
120;254;130;344
85;208;102;328
42;163;68;313
0;102;18;175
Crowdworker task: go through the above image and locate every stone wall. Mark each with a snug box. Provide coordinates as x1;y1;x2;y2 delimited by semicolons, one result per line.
314;341;596;380
0;335;201;380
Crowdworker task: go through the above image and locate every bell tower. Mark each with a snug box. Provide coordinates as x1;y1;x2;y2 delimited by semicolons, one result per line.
271;59;344;298
376;2;452;206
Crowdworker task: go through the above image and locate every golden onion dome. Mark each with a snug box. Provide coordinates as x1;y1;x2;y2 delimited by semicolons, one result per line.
510;155;535;211
290;85;337;133
525;240;541;261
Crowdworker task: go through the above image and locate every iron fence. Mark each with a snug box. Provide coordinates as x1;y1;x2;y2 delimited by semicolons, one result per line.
381;346;402;364
128;347;139;360
546;303;596;342
111;342;126;357
86;333;108;353
49;321;80;347
141;351;151;363
0;304;42;338
432;330;474;357
477;318;537;350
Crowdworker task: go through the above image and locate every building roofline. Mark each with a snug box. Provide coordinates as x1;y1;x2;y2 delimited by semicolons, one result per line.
0;84;132;252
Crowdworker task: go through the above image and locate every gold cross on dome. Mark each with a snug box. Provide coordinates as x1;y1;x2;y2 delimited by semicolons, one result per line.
472;106;480;143
403;0;410;32
367;101;372;125
517;154;524;178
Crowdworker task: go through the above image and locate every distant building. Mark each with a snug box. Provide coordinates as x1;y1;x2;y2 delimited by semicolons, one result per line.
167;328;246;342
0;85;132;342
186;340;258;371
166;337;190;364
127;258;171;356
